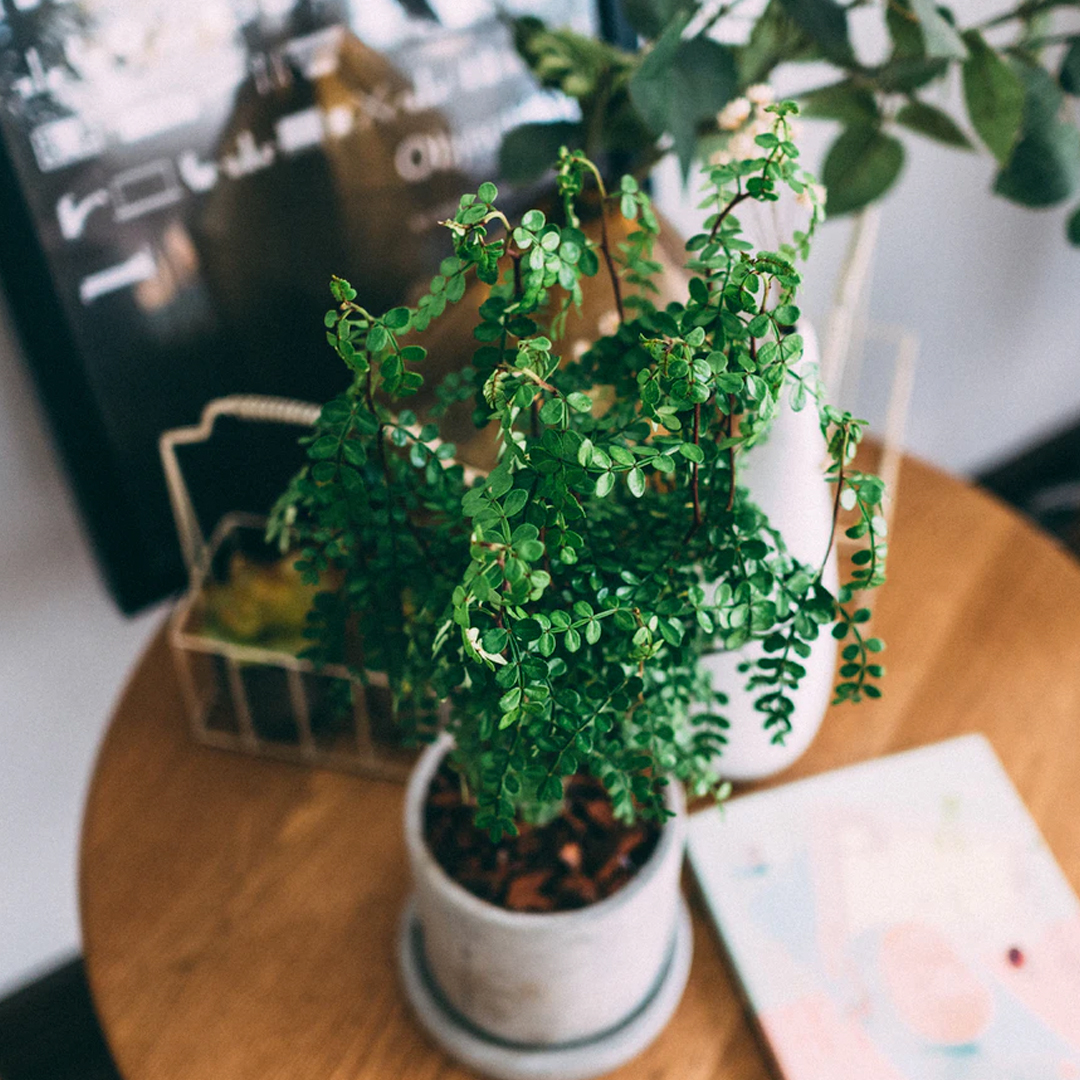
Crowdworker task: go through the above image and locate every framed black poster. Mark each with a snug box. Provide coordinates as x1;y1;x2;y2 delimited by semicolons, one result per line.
0;0;612;611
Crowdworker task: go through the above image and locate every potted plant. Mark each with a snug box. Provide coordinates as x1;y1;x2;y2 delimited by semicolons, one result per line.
268;101;886;1078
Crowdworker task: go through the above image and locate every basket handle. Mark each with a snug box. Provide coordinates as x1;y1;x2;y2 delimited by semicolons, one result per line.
159;395;320;582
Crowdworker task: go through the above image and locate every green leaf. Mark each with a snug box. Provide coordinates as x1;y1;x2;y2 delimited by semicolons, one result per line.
595;471;615;497
1062;38;1080;96
997;124;1080;207
777;0;853;66
822;127;905;215
384;306;411;330
995;63;1080;207
962;31;1024;164
366;324;388;353
522;209;546;232
539;398;565;425
629;21;738;176
908;0;966;60
502;489;528;517
500;122;584;184
628;467;646;498
487;465;513;499
1068;204;1080;245
517;539;545;562
679;442;704;463
737;0;823;86
800;81;879;126
885;0;925;59
895;101;972;148
873;54;948;93
621;0;693;39
567;391;593;413
478;181;498;204
309;435;339;460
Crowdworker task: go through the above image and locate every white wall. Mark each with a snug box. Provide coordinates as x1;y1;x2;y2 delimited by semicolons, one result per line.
0;292;161;996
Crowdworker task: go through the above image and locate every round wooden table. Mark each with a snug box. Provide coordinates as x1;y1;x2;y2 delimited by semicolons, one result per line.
80;457;1080;1080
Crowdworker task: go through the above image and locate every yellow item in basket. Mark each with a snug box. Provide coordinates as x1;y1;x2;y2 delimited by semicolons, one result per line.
202;551;323;654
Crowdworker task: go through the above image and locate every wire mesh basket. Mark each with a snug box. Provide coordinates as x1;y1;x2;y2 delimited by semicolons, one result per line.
160;394;441;781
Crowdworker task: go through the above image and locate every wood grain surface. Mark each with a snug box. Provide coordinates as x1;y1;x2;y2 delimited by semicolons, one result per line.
80;456;1080;1080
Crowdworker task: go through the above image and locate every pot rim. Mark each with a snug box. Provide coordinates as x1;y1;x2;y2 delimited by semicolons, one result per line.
405;732;686;930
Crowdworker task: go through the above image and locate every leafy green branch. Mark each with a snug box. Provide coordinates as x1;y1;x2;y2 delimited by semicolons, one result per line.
502;0;1080;245
278;102;889;840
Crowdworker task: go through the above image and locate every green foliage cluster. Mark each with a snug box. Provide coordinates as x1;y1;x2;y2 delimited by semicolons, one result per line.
501;0;1080;245
269;104;887;840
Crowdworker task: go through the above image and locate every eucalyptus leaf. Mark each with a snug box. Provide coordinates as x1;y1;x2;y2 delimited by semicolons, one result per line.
822;127;905;215
873;54;948;93
500;122;585;184
621;0;693;40
737;0;822;87
895;100;972;148
908;0;966;60
800;81;879;126
777;0;854;65
629;21;737;176
962;31;1024;164
995;63;1080;207
1062;37;1080;96
1068;204;1080;245
885;0;924;58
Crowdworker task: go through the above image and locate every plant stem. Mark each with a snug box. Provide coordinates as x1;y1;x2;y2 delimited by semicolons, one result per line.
581;159;626;325
821;424;850;578
685;402;702;540
709;188;752;244
726;394;737;511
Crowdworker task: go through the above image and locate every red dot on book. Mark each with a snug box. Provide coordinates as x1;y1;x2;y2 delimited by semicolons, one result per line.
1007;947;1024;967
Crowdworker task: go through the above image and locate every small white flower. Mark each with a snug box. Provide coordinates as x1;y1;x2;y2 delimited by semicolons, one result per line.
728;130;758;161
466;626;507;665
597;310;620;338
717;97;751;131
748;115;773;139
746;83;775;106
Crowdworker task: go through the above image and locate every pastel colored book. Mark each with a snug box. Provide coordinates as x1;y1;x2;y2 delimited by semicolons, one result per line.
687;735;1080;1080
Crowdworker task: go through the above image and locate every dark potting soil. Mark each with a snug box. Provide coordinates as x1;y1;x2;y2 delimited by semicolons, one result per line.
424;762;661;913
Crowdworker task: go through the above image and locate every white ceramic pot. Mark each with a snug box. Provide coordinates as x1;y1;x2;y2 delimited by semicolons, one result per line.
399;735;693;1080
700;326;839;782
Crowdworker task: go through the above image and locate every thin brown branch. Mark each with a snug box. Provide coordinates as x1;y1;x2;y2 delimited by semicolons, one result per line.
709;189;752;244
597;204;626;325
726;394;737;512
581;159;626;325
684;402;702;541
511;250;523;299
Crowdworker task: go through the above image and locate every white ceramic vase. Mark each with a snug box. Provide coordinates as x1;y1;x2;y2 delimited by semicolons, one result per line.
399;735;693;1080
700;327;839;782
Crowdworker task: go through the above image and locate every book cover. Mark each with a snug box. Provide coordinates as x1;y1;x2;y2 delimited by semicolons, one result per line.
687;735;1080;1079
